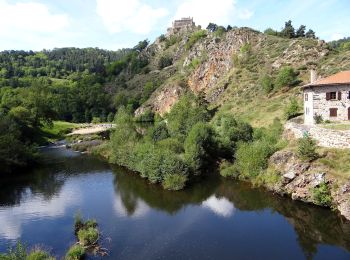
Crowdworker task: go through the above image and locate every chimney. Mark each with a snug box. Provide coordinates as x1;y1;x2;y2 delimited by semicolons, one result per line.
310;70;317;83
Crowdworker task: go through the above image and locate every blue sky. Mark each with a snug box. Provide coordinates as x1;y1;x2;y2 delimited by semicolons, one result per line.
0;0;349;51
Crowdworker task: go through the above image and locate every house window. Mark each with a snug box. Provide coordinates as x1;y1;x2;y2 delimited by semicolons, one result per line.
330;108;338;117
326;92;337;100
305;107;309;115
305;94;308;101
348;91;350;99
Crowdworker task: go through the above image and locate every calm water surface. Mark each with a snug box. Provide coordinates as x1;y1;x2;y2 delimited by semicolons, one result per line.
1;147;350;259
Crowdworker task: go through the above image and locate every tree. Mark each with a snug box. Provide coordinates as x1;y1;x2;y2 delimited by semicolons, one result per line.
133;40;149;52
275;66;298;89
297;134;318;161
158;56;173;69
305;29;316;39
284;98;300;120
206;23;218;32
281;20;295;38
264;28;279;36
296;25;306;38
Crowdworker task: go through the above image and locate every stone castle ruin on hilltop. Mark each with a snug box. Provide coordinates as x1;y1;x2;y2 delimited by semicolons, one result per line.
167;17;196;35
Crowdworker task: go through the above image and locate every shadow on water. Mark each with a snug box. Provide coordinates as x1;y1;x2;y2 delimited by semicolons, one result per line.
112;166;350;259
0;147;350;259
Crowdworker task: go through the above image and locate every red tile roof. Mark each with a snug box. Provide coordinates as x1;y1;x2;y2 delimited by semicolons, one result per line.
304;71;350;87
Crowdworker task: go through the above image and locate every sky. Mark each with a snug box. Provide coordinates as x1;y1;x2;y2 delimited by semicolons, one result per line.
0;0;349;51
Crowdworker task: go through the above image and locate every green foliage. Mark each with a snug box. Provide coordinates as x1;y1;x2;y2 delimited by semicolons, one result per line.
158;56;173;69
185;30;207;50
0;241;27;260
166;94;210;139
211;113;253;158
135;109;154;122
184;122;214;173
77;227;99;246
312;182;332;207
147;121;169;142
314;114;324;124
187;59;201;71
162;173;188;191
164;35;178;49
281;20;295;38
297;135;319;161
27;249;54;260
284;98;300;120
219;160;239;178
214;26;226;38
264;28;279;36
260;74;274;94
274;66;299;89
234;140;276;178
65;245;85;260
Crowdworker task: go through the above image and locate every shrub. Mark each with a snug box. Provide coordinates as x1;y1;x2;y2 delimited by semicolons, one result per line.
219;160;239;178
91;117;101;124
260;74;274;94
275;66;299;89
77;227;99;246
284;98;300;120
158;56;173;69
159;34;166;42
297;135;318;161
65;245;85;260
135;109;154;122
211;113;253;158
314;114;323;124
165;35;178;48
27;249;54;260
312;182;332;207
185;30;207;50
162;173;188;191
147;121;169;142
184;122;214;173
0;241;27;259
234;140;276;178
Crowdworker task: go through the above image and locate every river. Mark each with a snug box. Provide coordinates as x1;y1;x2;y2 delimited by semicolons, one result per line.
0;146;350;259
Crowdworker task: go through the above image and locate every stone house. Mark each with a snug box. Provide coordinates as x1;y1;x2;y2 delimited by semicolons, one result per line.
167;17;195;35
303;70;350;125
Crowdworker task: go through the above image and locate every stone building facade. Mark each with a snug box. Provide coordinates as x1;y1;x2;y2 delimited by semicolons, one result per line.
167;17;196;35
303;71;350;125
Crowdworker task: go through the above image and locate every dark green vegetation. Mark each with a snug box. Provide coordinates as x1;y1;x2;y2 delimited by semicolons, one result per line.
109;93;255;190
297;135;319;161
0;214;102;260
264;20;317;39
312;182;333;207
0;241;55;260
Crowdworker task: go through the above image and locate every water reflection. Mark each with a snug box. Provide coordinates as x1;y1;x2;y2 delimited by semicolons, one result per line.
0;147;350;259
202;195;235;217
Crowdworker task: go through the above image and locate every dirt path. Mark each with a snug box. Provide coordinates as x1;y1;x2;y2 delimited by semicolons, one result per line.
68;124;115;135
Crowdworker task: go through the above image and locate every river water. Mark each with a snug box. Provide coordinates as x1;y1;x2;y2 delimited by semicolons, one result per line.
0;147;350;259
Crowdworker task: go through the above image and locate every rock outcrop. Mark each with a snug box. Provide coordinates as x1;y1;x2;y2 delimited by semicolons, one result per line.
269;150;350;220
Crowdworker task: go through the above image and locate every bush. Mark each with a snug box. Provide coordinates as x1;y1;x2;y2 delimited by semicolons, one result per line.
27;249;54;260
135;109;154;122
219;160;239;178
260;74;274;94
275;66;299;89
147;121;169;142
0;241;27;259
297;135;318;161
312;182;332;207
284;98;300;120
234;140;276;178
91;117;101;124
314;114;323;124
185;30;207;50
184;122;214;173
65;245;85;260
158;56;173;69
211;113;253;158
162;173;188;191
77;227;99;246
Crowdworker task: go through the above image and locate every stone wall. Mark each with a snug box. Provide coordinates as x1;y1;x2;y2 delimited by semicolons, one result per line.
285;121;350;148
305;84;350;124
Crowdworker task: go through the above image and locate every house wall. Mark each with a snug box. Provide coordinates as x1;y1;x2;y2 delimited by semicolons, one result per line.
304;84;350;124
304;88;314;125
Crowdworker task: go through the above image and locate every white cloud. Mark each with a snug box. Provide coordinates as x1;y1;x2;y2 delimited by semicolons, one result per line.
0;0;69;50
202;195;235;217
96;0;168;34
0;188;81;240
0;1;69;34
173;0;253;28
330;32;345;41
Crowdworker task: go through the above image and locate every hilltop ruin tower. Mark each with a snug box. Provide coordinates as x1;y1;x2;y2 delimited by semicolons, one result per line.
167;17;196;35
